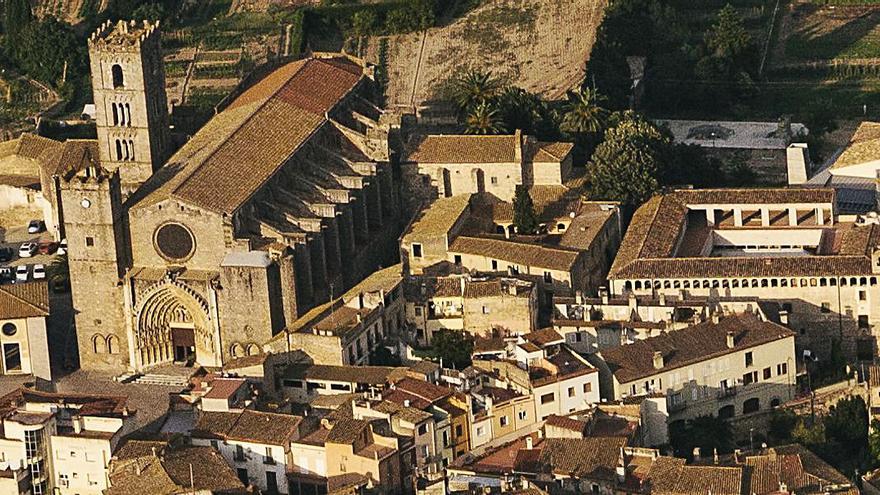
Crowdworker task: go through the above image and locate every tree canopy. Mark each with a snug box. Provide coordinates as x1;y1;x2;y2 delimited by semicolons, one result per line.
8;18;85;88
513;186;539;235
669;415;733;459
421;330;474;370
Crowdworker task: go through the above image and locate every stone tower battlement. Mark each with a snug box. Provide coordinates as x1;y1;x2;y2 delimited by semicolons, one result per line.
89;20;161;52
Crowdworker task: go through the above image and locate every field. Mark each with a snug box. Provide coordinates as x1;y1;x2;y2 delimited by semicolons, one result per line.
781;4;880;61
371;0;607;108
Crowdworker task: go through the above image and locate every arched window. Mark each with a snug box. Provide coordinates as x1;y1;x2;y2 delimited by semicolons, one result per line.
112;64;124;88
718;404;735;419
230;343;244;358
125;103;132;127
770;398;781;408
111;103;119;126
743;397;760;414
92;334;106;354
115;140;123;160
246;344;260;356
107;335;120;354
129;140;135;161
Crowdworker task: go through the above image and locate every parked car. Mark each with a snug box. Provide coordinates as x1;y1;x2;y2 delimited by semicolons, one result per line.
57;239;67;256
37;242;57;255
0;268;13;282
27;220;43;234
32;264;45;280
18;243;36;258
0;247;13;262
15;265;28;282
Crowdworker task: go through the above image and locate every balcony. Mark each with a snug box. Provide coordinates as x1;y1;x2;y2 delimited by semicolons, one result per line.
717;386;737;399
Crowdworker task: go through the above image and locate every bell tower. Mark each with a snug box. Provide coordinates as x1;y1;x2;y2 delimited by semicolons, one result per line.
88;20;170;190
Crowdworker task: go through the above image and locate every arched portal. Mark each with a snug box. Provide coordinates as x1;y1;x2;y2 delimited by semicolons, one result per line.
135;281;214;368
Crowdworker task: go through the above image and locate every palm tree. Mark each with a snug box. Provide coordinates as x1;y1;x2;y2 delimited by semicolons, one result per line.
48;254;69;291
449;69;502;112
465;102;505;135
560;87;609;136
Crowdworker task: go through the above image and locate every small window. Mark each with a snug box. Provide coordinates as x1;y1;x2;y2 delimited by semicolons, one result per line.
455;424;463;436
86;236;95;247
414;306;423;317
111;64;124;88
859;315;870;329
860;290;868;301
745;352;753;367
454;255;462;265
499;415;509;427
491;260;498;270
412;243;423;258
543;271;552;283
475;426;485;436
567;387;575;397
482;306;489;314
583;382;592;393
743;371;757;386
417;424;427;435
777;363;788;375
1;323;16;337
490;176;498;185
763;367;771;380
540;392;555;404
517;410;527;420
821;302;831;313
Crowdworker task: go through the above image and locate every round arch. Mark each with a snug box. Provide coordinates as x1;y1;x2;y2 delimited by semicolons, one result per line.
135;281;214;368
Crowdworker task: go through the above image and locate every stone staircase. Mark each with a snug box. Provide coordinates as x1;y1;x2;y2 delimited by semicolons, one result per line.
133;373;191;387
121;363;202;388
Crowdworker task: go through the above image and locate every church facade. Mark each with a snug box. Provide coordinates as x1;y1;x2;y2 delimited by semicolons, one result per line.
59;20;400;372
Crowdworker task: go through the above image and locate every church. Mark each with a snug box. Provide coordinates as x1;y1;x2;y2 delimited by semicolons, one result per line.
53;20;400;372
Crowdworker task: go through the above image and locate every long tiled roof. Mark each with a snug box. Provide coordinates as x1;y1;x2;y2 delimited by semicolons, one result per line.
649;457;743;495
449;236;581;271
403;194;472;242
599;313;794;384
0;282;49;318
404;134;519;163
285;363;408;385
192;410;301;446
133;56;363;214
831;121;880;170
608;188;875;279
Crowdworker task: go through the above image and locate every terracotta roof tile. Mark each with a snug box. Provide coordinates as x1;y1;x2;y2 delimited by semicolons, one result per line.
404;135;518;163
326;418;369;444
599;313;794;384
0;281;49;318
832;121;880;169
449;235;580;271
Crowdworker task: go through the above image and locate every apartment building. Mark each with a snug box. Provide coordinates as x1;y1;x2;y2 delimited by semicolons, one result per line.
0;282;51;382
191;409;303;494
0;388;135;495
469;385;536;448
607;187;880;360
290;417;410;495
472;330;601;421
280;363;409;403
591;313;796;421
405;274;538;343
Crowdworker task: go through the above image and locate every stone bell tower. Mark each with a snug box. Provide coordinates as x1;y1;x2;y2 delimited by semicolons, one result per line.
88;20;170;190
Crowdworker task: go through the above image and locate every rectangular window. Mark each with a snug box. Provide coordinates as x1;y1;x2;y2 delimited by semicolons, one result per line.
568;387;575;398
414;306;423;317
236;468;248;486
412;243;422;258
235;445;245;462
544;271;552;283
860;290;868;301
476;426;485;436
540;392;555;404
499;415;509;427
85;236;94;247
742;371;758;386
455;425;463;437
482;306;490;314
518;410;527;420
491;260;498;271
417;424;427;435
763;367;771;380
442;430;449;447
745;352;753;367
583;382;592;393
264;446;275;465
454;255;462;265
777;362;788;375
859;315;870;329
490;177;498;185
3;343;21;373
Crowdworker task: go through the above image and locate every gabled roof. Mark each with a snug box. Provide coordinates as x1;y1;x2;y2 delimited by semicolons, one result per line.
192;410;301;446
133;56;364;214
0;281;49;318
831;121;880;170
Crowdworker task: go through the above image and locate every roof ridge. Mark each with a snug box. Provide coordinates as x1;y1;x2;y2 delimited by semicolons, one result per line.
170;59;314;203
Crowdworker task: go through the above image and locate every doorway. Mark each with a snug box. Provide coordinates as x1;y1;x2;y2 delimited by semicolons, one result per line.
171;324;195;364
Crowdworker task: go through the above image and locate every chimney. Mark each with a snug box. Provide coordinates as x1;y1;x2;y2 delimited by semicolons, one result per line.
726;331;735;349
652;351;664;370
713;448;719;464
576;290;584;304
403;399;410;408
779;310;789;326
73;417;82;434
514;129;523;163
460;277;466;296
525;436;533;450
658;293;666;306
693;447;701;461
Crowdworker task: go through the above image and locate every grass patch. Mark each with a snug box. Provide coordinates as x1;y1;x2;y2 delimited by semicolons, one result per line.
454;4;538;52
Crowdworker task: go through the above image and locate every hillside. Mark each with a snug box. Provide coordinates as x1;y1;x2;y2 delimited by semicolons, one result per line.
373;0;607;108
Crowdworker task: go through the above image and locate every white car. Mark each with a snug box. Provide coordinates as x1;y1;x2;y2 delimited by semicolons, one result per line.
57;238;67;256
27;220;43;234
15;265;28;282
18;243;36;258
32;264;45;280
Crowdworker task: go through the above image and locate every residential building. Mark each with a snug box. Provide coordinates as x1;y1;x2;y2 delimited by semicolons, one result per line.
0;388;135;495
191;409;303;494
552;291;779;355
401;193;621;298
0;282;51;382
400;131;573;205
404;274;538;344
265;264;406;367
106;439;246;494
290;417;410;495
469;385;536;448
279;363;409;402
607;187;880;360
472;329;601;421
591;313;796;421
